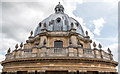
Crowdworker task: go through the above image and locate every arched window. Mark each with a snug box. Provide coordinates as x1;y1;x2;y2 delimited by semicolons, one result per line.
56;17;61;23
39;22;41;27
54;41;63;53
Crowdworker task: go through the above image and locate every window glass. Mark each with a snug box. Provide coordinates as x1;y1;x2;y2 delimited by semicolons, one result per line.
54;41;63;47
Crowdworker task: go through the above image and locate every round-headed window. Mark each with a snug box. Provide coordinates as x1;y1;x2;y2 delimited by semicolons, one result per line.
54;41;63;47
56;17;61;23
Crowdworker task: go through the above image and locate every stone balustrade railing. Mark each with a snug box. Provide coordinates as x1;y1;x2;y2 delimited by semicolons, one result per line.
5;47;113;61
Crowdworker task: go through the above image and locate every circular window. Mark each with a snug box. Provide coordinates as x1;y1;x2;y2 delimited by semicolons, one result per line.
56;17;61;23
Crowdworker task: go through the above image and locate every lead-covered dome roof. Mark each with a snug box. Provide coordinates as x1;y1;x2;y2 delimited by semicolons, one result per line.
34;3;84;36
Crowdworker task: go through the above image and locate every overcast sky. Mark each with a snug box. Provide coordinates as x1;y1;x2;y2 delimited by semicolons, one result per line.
0;0;119;72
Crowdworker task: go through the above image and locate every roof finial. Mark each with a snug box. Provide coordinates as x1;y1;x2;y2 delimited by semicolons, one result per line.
15;44;18;50
71;22;74;28
7;48;11;54
30;31;33;37
98;43;102;49
86;31;88;36
59;2;60;4
93;42;96;48
107;48;111;54
55;1;64;13
20;42;23;49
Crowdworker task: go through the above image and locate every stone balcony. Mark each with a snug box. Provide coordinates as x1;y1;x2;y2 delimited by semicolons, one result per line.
5;47;112;61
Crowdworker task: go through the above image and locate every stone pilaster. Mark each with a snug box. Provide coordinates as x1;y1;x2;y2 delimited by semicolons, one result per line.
12;50;17;59
68;47;76;57
109;54;113;60
100;50;104;59
40;23;47;47
78;48;83;57
93;48;101;59
39;35;47;47
93;48;97;58
69;26;77;47
70;35;77;47
84;37;92;49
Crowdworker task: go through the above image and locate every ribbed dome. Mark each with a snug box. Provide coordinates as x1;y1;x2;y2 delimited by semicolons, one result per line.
34;3;84;36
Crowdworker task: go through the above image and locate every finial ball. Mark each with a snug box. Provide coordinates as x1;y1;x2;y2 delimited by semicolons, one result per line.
20;42;23;48
93;42;96;47
98;43;102;48
107;48;111;54
15;44;18;49
30;31;33;36
86;31;88;36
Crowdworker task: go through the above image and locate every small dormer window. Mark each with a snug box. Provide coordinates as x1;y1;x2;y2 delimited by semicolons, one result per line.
39;22;41;27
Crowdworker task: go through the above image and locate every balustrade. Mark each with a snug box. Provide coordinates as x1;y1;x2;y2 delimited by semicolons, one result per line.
5;47;111;60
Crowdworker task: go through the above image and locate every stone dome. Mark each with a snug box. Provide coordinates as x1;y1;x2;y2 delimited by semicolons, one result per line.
34;3;84;36
1;3;118;74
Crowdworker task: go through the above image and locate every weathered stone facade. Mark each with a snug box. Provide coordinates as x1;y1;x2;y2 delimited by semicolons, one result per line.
1;2;118;74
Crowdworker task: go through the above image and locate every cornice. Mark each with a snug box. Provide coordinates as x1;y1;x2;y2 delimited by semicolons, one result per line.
1;57;118;66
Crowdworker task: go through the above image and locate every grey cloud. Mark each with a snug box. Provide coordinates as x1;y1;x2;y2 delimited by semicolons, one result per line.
1;0;50;2
1;2;59;50
1;2;53;42
0;1;119;72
